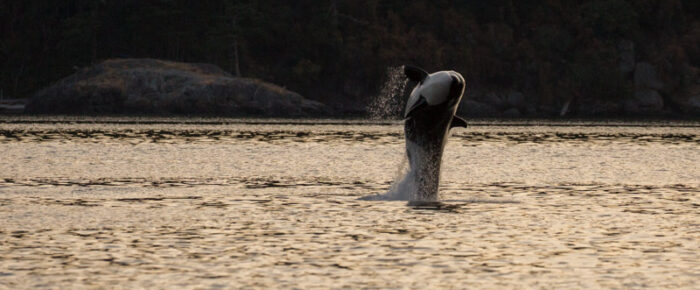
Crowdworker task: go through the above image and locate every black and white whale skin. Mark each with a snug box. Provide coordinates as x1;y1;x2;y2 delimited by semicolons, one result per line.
361;65;466;202
402;65;467;201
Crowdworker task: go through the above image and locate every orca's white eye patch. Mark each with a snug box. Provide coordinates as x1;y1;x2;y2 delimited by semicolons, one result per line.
413;71;454;106
404;69;465;118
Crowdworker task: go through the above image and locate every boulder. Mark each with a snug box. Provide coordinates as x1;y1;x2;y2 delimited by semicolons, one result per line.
618;40;635;74
504;90;527;111
669;84;700;114
457;99;499;117
0;99;26;113
478;92;506;109
27;58;328;116
471;90;529;113
576;101;622;116
634;62;664;90
501;108;521;118
537;104;561;116
624;89;664;114
687;95;700;112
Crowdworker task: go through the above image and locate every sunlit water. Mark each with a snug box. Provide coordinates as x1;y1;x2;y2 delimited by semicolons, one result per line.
0;117;698;288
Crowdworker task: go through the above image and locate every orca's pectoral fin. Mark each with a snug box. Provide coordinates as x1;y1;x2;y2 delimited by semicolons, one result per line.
404;65;429;83
450;115;468;129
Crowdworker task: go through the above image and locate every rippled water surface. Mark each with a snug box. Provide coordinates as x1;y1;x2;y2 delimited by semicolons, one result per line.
1;117;698;289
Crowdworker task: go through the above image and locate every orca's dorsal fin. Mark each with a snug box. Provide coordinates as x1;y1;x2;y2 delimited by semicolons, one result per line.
450;115;468;129
404;65;429;83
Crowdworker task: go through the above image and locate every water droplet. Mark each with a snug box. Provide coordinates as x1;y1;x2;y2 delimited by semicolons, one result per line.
367;66;408;119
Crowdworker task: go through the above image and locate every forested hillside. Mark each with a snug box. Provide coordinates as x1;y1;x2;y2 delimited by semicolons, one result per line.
2;0;700;116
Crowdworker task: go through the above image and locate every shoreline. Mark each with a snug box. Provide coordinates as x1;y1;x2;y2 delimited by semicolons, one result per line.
1;114;700;127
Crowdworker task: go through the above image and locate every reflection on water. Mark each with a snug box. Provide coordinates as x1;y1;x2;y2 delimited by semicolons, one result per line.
0;117;698;288
2;126;699;145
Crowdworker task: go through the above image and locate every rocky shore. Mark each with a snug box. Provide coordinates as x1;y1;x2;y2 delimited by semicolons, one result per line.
26;59;328;116
17;58;700;118
0;99;27;114
458;56;700;118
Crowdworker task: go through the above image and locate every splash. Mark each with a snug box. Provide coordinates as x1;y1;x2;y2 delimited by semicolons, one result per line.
362;66;437;201
367;66;408;119
362;65;443;201
359;141;439;201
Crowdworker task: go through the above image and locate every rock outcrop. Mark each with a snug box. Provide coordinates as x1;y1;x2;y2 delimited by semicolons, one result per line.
618;40;635;75
624;62;665;115
634;62;665;91
27;59;328;116
0;99;26;113
457;99;499;117
457;90;536;118
625;89;664;114
671;84;700;114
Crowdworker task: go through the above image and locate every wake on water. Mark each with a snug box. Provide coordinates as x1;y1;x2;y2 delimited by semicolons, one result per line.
359;139;518;204
358;147;412;201
359;140;439;201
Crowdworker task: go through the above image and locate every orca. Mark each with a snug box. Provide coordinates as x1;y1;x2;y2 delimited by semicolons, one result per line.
361;65;466;202
402;65;467;201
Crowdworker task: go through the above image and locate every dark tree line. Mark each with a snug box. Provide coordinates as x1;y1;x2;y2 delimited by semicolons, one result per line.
2;0;699;113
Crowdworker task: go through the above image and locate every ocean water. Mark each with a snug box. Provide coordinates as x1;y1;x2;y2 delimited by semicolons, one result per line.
0;117;698;288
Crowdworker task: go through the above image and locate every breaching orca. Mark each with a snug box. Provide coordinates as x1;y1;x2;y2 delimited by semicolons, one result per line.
402;65;467;201
361;65;466;202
